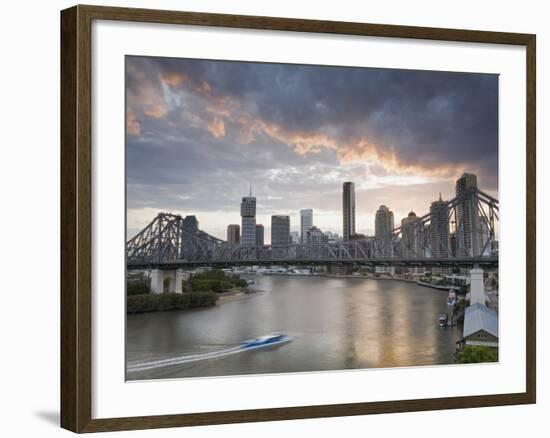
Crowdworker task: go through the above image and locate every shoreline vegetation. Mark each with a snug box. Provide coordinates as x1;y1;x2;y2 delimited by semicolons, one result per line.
126;269;250;314
455;345;498;363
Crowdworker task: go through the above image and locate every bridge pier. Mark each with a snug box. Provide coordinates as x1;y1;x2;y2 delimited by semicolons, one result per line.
174;269;182;294
150;269;183;294
469;267;486;305
150;269;164;294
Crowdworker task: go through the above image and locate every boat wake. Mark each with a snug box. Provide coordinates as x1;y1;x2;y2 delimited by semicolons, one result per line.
127;334;291;373
127;346;245;373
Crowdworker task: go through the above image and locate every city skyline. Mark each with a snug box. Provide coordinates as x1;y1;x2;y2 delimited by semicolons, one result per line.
128;172;497;246
126;56;499;241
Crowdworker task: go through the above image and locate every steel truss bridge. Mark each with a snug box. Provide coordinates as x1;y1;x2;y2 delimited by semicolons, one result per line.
127;187;499;269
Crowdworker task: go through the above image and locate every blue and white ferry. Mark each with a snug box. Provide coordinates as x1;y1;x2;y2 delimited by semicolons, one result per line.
240;333;292;350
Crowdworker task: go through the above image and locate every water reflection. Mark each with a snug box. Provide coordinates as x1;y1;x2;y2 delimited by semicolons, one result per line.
126;276;461;380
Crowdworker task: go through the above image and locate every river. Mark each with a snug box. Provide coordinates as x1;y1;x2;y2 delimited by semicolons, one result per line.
126;275;461;380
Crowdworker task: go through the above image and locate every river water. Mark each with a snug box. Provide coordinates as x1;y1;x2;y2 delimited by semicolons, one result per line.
126;275;461;380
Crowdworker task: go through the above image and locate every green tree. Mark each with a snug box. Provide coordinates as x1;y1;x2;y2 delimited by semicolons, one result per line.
186;270;248;293
126;280;150;296
127;292;217;313
455;345;498;364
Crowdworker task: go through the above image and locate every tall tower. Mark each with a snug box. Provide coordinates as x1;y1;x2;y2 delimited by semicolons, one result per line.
240;195;256;247
455;173;479;257
429;194;450;258
401;211;421;258
342;182;356;241
375;205;394;257
271;215;290;246
300;209;313;244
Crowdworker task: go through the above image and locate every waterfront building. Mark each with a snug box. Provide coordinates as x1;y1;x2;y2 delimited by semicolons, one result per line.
255;224;265;246
240;195;256;246
342;182;356;241
325;231;341;243
455;173;480;256
306;226;328;245
300;209;313;243
429;194;450;258
375;205;394;257
461;303;499;348
271;215;291;246
227;224;240;245
375;265;395;275
327;264;353;275
290;231;300;244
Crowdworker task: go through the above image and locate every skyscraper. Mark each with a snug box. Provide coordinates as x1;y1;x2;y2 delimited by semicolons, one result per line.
271;215;290;246
478;215;490;255
455;173;479;256
429;194;450;258
342;182;356;241
401;211;422;258
375;205;394;257
300;209;313;243
227;224;240;245
255;224;264;246
240;195;256;246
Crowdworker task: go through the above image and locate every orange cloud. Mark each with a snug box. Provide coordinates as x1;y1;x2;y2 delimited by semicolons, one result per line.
161;72;215;99
337;139;468;178
160;72;187;87
127;109;141;137
207;117;226;138
144;104;167;119
233;112;465;179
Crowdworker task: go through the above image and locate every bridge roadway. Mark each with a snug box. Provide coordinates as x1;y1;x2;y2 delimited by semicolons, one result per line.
127;256;499;270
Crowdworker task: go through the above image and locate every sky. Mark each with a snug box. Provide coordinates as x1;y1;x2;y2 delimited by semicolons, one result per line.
126;56;498;243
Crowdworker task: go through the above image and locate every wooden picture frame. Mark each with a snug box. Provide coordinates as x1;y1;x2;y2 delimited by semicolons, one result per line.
60;4;536;433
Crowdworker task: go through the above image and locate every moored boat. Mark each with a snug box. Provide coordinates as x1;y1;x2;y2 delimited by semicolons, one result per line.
447;289;457;306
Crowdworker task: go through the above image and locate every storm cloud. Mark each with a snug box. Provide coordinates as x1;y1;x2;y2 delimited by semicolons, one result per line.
126;56;498;241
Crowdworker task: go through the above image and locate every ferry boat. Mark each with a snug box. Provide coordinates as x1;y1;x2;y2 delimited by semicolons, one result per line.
240;333;292;350
447;289;457;307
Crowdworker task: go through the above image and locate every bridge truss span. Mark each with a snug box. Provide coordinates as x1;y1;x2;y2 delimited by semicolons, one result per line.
127;188;499;269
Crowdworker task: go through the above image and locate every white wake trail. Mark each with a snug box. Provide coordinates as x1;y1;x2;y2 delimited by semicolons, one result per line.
127;345;244;372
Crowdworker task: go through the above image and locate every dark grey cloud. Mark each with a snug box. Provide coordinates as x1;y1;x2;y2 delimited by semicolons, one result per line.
125;55;498;237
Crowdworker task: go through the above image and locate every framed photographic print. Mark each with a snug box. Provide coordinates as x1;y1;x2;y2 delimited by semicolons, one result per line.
60;4;536;433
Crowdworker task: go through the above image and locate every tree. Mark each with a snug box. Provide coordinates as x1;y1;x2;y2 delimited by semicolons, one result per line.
455;345;498;363
127;280;150;295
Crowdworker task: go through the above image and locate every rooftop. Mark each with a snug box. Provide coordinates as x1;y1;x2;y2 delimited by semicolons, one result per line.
463;303;498;338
